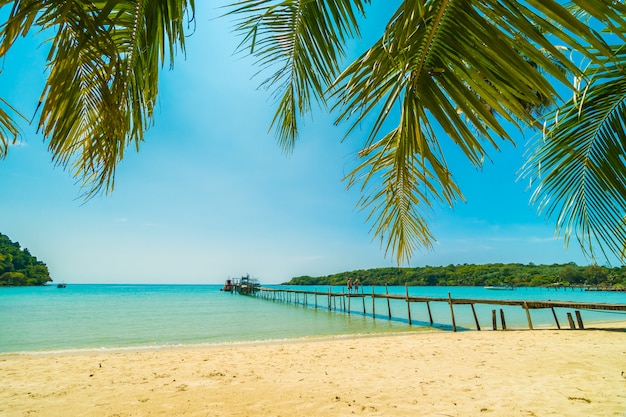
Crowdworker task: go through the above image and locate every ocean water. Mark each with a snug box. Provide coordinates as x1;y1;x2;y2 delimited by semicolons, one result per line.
1;284;625;354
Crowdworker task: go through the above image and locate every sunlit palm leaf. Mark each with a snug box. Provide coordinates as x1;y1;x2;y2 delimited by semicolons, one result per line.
331;0;616;263
0;98;23;158
228;0;626;264
0;0;194;198
523;47;626;263
228;0;368;152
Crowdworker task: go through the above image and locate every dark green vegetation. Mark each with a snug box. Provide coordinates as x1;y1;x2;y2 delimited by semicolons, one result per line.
285;264;626;289
0;233;52;286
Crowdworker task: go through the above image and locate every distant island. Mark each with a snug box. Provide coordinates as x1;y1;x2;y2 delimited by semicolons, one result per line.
284;263;626;289
0;233;52;286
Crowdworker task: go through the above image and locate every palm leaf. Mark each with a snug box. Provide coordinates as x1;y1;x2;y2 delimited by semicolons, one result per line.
228;0;369;152
228;0;626;263
0;0;194;198
0;97;25;158
523;46;626;263
331;0;609;262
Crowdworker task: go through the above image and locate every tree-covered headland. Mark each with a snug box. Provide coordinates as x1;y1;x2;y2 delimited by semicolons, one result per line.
285;264;626;289
0;233;52;286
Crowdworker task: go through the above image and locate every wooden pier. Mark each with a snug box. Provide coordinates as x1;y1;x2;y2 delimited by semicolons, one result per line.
250;285;626;331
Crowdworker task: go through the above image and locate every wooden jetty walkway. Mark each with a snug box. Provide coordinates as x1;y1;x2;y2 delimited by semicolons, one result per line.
248;285;626;332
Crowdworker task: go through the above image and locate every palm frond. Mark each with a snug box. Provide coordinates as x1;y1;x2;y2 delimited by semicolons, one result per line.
0;94;27;158
330;0;624;263
0;0;194;198
228;0;368;152
523;47;626;263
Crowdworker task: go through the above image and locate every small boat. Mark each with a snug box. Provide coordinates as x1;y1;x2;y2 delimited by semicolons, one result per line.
484;285;513;290
221;279;233;292
57;283;66;288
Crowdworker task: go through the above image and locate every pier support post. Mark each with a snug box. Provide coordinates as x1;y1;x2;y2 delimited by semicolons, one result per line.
492;309;497;330
471;304;481;330
371;286;376;320
500;309;507;330
448;293;457;332
575;310;585;329
426;301;433;325
328;287;331;311
405;283;412;326
567;312;576;329
341;289;345;311
386;284;392;320
523;302;533;330
551;307;560;329
362;288;366;315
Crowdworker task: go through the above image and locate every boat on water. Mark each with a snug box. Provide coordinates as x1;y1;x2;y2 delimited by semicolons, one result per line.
237;274;260;295
220;279;233;292
484;285;514;290
221;275;260;295
57;283;66;288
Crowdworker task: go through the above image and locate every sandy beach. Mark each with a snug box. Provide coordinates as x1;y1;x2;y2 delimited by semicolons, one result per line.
1;326;625;417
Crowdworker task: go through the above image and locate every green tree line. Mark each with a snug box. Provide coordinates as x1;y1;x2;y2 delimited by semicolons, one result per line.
284;263;626;289
0;233;52;286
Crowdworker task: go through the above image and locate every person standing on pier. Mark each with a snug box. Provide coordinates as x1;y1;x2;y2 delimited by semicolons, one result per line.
354;279;359;293
347;278;352;293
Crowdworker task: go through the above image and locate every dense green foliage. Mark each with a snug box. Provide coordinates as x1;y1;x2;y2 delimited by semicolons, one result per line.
0;233;52;286
285;264;626;289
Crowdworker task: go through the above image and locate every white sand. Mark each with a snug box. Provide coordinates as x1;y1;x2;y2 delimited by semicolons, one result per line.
1;326;626;416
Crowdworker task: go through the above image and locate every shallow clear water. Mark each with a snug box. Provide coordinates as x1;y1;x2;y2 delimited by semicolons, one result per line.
1;284;624;354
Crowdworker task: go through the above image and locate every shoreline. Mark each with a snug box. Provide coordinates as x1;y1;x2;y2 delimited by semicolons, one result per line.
2;324;626;416
2;318;624;358
0;326;441;358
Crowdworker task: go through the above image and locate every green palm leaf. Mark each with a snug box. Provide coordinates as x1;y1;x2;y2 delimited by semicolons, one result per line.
228;0;369;152
523;47;626;263
332;0;617;263
0;0;194;197
0;98;23;158
230;0;626;263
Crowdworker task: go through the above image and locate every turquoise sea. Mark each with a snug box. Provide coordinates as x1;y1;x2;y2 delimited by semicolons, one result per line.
1;284;625;354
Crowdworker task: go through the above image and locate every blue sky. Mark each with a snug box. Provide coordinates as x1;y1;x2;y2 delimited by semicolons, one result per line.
0;2;596;284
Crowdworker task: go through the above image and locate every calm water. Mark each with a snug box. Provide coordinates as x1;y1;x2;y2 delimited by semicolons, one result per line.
1;284;625;354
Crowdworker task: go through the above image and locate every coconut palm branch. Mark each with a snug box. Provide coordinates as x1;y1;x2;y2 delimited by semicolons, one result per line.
0;98;23;158
228;0;369;153
0;0;194;197
230;0;624;263
523;44;626;263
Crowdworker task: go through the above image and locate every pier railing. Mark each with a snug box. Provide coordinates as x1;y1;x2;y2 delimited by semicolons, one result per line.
250;285;626;331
